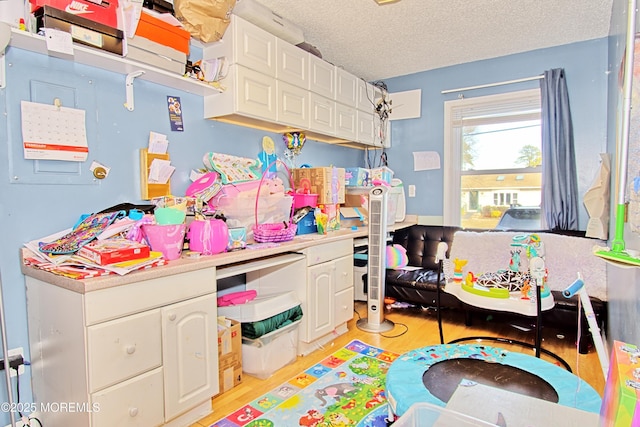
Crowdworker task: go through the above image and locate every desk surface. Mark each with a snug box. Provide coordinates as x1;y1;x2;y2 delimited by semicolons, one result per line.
21;218;417;293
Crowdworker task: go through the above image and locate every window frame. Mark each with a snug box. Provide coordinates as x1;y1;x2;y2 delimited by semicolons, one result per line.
443;89;541;226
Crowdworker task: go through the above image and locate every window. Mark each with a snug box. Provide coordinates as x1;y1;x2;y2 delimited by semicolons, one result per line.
444;89;542;229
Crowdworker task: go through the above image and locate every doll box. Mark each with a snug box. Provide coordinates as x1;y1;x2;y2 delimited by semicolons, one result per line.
600;340;640;426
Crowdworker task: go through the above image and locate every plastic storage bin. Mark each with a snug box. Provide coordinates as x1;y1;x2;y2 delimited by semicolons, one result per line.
241;319;301;379
392;402;499;427
217;291;302;379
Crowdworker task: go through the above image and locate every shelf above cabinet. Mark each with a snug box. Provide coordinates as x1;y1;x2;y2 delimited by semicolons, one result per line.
7;28;221;96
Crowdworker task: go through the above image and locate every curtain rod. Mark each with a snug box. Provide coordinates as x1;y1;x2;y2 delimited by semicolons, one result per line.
441;74;544;94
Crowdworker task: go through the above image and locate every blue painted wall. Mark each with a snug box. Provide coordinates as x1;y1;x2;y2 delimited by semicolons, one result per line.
0;46;362;418
383;39;608;227
0;34;609;420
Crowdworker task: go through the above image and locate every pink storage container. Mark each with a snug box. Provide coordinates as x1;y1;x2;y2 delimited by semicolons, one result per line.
187;218;228;255
292;192;318;209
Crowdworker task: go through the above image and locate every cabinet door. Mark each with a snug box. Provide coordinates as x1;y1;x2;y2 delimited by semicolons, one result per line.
305;262;334;341
309;55;335;98
162;293;218;421
335;68;358;105
357;110;375;145
234;16;276;77
334;254;354;325
236;65;277;121
277;39;308;89
277;80;309;129
357;80;376;111
335;103;357;141
309;93;335;135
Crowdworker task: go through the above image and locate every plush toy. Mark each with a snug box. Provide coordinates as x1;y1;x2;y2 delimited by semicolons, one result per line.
263;177;285;195
386;244;408;269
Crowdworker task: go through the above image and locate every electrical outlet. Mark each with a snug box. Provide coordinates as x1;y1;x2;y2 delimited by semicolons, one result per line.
3;347;25;377
408;185;416;198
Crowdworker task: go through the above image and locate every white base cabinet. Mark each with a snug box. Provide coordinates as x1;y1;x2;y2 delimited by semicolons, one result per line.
298;240;354;355
26;268;219;427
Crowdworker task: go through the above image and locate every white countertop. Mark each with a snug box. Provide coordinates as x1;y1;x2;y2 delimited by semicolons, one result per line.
21;218;417;293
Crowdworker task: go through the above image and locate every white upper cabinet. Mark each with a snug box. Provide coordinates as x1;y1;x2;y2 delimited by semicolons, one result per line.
309;93;336;135
276;39;309;90
336;103;357;141
277;80;309;129
309;54;335;99
203;14;389;148
335;68;358;105
357;79;377;112
204;15;277;77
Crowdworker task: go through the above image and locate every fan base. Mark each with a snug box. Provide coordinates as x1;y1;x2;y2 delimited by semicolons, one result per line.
356;318;395;333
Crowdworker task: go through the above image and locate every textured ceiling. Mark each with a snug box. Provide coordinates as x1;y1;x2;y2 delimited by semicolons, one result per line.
253;0;614;81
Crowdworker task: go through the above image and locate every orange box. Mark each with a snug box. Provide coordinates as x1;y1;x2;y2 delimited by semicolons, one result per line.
135;10;190;55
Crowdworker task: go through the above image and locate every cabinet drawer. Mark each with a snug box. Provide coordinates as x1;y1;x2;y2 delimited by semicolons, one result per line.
334;254;354;292
84;267;216;325
88;309;162;392
334;287;354;326
91;367;164;427
304;240;353;266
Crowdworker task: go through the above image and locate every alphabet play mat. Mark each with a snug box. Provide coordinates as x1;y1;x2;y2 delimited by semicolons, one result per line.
210;340;399;427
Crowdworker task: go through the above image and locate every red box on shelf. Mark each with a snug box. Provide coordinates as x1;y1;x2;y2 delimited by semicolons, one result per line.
30;0;119;28
77;239;151;265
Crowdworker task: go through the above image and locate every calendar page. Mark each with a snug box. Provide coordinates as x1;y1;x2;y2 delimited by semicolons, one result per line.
21;100;89;162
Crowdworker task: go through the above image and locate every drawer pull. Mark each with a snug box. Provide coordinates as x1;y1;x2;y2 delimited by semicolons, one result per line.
125;345;136;355
129;407;139;417
168;313;177;321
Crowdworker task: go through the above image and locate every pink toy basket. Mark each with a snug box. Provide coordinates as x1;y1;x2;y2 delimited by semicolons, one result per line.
253;161;297;243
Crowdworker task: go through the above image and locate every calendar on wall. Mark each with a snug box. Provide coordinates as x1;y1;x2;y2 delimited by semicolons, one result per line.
20;100;88;162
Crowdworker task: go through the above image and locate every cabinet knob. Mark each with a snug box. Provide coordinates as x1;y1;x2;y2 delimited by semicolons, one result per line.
125;345;136;355
168;313;177;321
129;407;139;417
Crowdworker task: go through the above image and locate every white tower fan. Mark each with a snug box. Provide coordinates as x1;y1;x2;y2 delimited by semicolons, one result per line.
357;186;395;332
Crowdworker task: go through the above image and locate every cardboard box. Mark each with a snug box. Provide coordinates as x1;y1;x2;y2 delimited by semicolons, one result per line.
77;238;150;265
292;167;345;205
345;167;370;187
600;340;640;426
370;166;394;184
340;206;367;228
35;5;124;55
30;0;119;28
135;10;190;55
217;319;242;394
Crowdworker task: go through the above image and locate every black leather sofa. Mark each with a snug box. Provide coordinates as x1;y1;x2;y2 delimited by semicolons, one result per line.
382;224;608;354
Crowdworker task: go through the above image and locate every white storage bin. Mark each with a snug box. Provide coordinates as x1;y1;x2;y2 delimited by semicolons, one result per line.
241;319;300;379
217;291;299;322
393;402;498;427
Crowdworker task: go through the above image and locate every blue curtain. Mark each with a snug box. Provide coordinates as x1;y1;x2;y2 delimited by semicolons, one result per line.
540;68;579;230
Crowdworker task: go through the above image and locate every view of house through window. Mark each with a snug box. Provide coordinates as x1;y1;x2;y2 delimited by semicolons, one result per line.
443;89;542;230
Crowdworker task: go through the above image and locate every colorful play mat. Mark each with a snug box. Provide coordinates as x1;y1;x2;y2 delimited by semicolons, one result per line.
386;344;602;418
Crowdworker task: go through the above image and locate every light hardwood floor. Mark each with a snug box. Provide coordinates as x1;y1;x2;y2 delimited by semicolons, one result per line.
193;301;606;427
